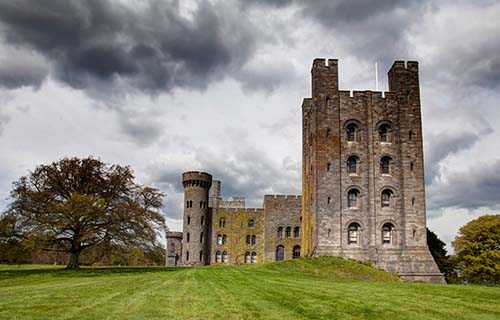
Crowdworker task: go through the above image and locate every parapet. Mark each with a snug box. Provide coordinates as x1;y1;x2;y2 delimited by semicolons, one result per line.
166;231;183;239
182;171;212;189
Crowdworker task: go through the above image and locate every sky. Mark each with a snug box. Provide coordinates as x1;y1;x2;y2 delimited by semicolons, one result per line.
0;0;499;251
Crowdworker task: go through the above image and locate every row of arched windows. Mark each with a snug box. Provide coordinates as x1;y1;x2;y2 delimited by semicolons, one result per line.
344;122;396;143
277;226;300;238
245;252;257;263
346;188;395;209
275;245;301;261
348;222;395;245
327;156;394;175
218;219;255;228
246;235;257;245
217;234;227;245
215;250;228;262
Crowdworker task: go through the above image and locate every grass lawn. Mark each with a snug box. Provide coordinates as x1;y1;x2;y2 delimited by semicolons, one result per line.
1;257;499;320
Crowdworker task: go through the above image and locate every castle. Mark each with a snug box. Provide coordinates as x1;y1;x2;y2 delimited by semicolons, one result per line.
166;58;445;283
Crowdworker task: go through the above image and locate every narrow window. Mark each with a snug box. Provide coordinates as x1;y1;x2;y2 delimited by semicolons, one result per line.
245;251;251;264
382;223;394;245
186;201;189;208
409;131;413;140
199;250;203;262
412;197;415;206
200;201;203;208
251;252;257;264
222;234;227;245
347;156;358;174
410;162;414;172
186;233;190;242
201;216;204;225
327;196;331;205
348;223;360;244
276;245;285;261
285;226;292;238
293;245;301;259
246;235;250;245
222;251;228;263
186;251;189;261
251;235;256;245
346;123;357;142
347;189;359;209
380;156;392;175
248;219;255;228
215;250;221;262
326;127;331;136
328;228;331;238
187;216;191;225
200;232;203;243
294;226;300;238
327;162;331;171
381;189;393;208
277;226;283;238
217;234;222;245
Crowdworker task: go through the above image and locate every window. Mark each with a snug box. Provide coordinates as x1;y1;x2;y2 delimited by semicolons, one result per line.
410;162;414;172
379;124;391;142
222;234;227;245
346;123;358;142
412;197;415;206
200;201;203;208
327;127;331;136
251;235;256;245
186;232;190;242
382;223;394;245
294;226;300;238
327;162;331;171
186;250;189;261
347;156;358;174
246;235;251;245
219;219;225;228
187;216;191;225
276;245;285;261
293;245;301;259
217;234;222;245
215;250;221;262
380;156;392;175
381;189;393;208
200;232;203;243
245;251;251;264
251;252;257;264
348;223;360;244
277;227;283;238
201;216;204;225
222;251;228;263
248;219;255;228
199;250;203;262
409;131;413;140
285;227;292;238
347;189;359;209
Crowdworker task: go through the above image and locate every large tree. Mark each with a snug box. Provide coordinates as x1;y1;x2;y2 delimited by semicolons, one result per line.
452;215;500;285
427;228;458;283
5;157;165;269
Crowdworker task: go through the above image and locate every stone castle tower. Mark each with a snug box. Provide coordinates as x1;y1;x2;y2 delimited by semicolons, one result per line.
301;59;443;282
181;171;212;266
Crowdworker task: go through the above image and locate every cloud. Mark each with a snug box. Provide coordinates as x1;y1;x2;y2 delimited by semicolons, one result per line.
0;0;257;95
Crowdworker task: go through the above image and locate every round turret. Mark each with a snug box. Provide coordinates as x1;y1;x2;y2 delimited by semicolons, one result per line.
181;171;212;266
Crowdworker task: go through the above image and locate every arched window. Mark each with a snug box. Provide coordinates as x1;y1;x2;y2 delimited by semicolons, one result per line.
248;219;255;228
219;218;225;228
293;245;301;259
347;189;359;209
200;232;203;243
187;216;191;225
382;223;394;245
348;223;360;244
251;252;257;264
346;123;358;142
217;234;222;245
245;251;251;264
222;234;227;244
215;250;221;262
199;250;203;262
251;235;256;245
186;233;190;242
246;235;251;245
379;124;392;142
347;156;358;174
276;245;285;261
294;226;300;238
277;226;283;238
221;251;228;263
285;226;292;238
381;189;393;208
380;156;392;175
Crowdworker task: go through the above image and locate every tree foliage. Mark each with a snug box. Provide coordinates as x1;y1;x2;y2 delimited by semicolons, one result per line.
426;228;458;283
452;215;500;285
4;157;165;269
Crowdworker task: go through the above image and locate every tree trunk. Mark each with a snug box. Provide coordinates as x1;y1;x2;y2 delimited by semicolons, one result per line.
67;250;81;269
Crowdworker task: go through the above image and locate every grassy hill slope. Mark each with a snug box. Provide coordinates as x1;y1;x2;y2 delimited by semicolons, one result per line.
1;257;499;320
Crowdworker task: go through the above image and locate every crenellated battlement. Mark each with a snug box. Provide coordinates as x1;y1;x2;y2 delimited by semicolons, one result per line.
182;171;212;189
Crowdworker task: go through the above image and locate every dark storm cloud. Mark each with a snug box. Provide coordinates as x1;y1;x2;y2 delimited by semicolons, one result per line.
0;0;256;94
427;159;500;210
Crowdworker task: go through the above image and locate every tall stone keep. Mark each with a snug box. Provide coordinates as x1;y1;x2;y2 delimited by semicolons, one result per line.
301;59;444;283
181;171;212;266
